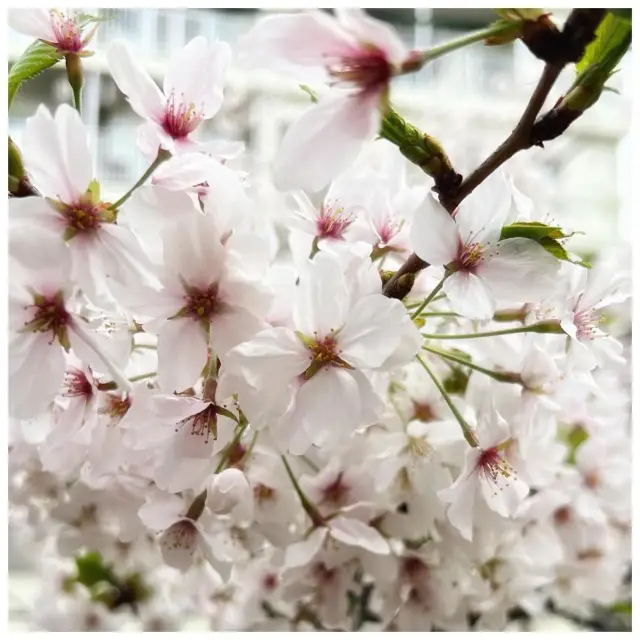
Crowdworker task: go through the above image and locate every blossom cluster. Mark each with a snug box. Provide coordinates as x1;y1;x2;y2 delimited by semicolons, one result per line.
8;8;631;632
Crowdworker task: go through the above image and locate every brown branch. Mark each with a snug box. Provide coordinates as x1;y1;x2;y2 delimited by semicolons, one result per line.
383;9;608;300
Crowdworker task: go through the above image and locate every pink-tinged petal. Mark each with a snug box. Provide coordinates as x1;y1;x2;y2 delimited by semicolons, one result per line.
285;527;328;568
107;41;165;123
199;139;245;161
292;368;361;453
411;194;459;266
8;197;62;235
328;516;389;555
151;153;215;191
241;11;358;69
477;238;560;305
55;104;93;198
139;494;185;531
162;213;227;290
9;334;65;419
136;121;163;161
209;307;266;357
274;90;380;193
294;252;350;336
8;9;56;41
157;318;209;393
95;223;160;288
339;295;406;369
22;105;82;202
156;456;214;494
164;38;231;118
9;225;71;275
479;471;529;518
159;519;199;571
438;453;479;542
335;8;408;63
225;327;309;390
454;169;512;246
443;272;495;320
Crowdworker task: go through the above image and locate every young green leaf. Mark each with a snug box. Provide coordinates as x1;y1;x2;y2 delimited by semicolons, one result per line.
575;13;631;76
500;222;590;268
9;41;64;108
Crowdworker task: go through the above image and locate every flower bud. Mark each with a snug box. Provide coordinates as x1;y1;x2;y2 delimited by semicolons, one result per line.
206;468;250;515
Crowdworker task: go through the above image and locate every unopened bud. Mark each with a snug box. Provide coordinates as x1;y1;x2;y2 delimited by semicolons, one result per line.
206;468;250;515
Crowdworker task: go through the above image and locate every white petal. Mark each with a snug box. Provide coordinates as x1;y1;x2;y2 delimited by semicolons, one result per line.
410;194;459;266
207;468;250;515
274;91;380;193
22;105;86;202
56;104;94;199
224;326;308;390
455;169;512;245
335;8;407;62
157;318;209;393
240;11;357;69
163;38;230;118
285;527;328;568
479;472;529;518
339;295;406;369
8;9;56;41
139;494;185;531
209;307;265;357
107;40;165;123
159;519;199;571
328;516;389;555
443;272;495;320
477;238;560;305
9;334;65;419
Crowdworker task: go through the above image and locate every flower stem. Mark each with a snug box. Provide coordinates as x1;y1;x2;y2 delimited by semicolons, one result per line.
410;277;447;320
416;355;477;447
215;420;249;474
281;455;325;527
128;371;157;383
422;344;523;385
422;320;564;340
109;148;171;211
411;21;525;68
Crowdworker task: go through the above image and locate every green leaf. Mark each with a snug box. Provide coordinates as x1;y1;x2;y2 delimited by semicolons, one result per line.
74;551;117;589
608;9;632;21
576;13;631;76
500;222;590;268
609;600;632;616
9;40;64;108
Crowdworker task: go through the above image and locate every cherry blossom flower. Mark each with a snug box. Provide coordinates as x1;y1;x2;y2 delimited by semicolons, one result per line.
225;252;421;454
123;211;272;393
8;8;98;54
242;9;415;192
411;171;561;319
9;104;156;306
107;37;231;158
438;409;529;541
9;229;130;419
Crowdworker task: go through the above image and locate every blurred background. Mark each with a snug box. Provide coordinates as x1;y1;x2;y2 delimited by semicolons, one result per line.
7;7;632;629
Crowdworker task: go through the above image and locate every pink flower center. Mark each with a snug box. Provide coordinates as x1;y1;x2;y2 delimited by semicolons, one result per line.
182;284;223;320
301;331;353;380
23;292;70;344
103;392;131;422
319;471;350;507
59;200;114;237
475;446;516;491
162;93;204;139
63;367;93;398
455;240;485;271
402;556;430;583
573;305;604;341
177;404;217;442
377;217;401;246
316;202;355;240
328;47;391;94
49;10;84;53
